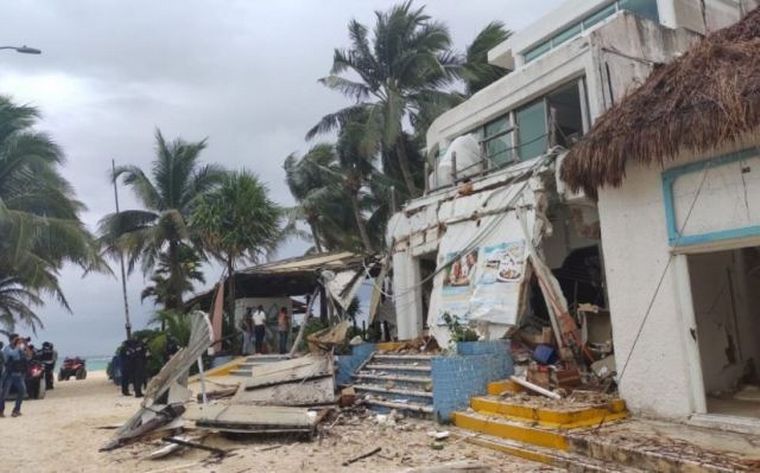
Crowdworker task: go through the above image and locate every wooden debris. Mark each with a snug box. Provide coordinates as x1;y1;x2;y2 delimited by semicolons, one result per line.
342;446;382;466
510;375;561;400
401;461;492;472
163;436;228;457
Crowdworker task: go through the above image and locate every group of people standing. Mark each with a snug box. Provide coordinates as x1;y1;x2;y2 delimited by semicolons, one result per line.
0;334;55;418
240;305;290;355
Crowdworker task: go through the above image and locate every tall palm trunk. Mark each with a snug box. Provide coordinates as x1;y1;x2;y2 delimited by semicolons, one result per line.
394;136;418;197
308;220;323;253
350;194;374;254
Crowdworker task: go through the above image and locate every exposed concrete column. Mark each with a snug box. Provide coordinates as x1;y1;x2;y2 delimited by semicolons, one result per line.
392;249;423;340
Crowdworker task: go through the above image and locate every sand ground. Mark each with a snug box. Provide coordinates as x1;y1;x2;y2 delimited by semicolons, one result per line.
0;371;558;472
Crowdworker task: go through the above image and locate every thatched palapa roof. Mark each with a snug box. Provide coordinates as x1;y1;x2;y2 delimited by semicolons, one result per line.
561;7;760;195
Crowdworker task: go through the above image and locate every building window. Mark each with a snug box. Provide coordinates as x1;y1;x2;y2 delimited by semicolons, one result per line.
523;40;551;63
619;0;658;22
522;0;659;64
583;4;616;29
516;100;548;161
482;115;514;167
552;22;582;48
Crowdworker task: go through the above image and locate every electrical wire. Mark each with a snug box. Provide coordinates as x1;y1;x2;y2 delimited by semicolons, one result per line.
615;161;713;384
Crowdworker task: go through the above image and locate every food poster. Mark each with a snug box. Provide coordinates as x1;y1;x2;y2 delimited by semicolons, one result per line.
432;213;530;328
437;248;480;323
469;241;527;324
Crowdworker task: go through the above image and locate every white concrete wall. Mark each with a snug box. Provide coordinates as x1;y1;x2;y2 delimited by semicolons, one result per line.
596;139;760;418
427;13;698;157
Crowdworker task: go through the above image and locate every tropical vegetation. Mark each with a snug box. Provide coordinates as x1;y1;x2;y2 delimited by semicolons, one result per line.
0;96;103;331
297;1;511;254
98;130;226;311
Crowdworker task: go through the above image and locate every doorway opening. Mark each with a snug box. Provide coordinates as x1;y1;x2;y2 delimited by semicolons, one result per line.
688;246;760;419
418;252;438;331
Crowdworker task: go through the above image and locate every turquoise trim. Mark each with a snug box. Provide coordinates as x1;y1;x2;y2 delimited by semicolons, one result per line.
661;148;760;247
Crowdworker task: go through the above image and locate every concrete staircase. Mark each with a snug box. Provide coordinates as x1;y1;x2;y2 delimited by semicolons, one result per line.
453;379;754;472
352;352;435;418
229;354;291;377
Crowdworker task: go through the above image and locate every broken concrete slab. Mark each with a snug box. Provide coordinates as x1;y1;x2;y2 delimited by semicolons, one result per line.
242;354;333;389
195;404;317;436
232;375;335;406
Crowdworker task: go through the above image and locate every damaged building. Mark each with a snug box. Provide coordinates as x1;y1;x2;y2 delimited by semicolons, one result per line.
386;0;758;423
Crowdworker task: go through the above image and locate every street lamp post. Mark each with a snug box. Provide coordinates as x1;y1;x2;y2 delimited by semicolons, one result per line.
0;45;42;54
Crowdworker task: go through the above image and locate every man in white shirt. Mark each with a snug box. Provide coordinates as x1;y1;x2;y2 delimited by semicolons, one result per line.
252;305;267;354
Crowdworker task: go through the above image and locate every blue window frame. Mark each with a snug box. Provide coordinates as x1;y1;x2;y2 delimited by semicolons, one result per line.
661;148;760;247
522;0;659;63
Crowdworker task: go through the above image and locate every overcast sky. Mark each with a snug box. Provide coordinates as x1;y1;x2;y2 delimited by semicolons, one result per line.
0;0;563;358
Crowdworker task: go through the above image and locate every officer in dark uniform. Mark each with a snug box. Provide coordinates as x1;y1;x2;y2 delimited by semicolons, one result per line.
130;338;148;398
39;342;58;390
118;339;132;396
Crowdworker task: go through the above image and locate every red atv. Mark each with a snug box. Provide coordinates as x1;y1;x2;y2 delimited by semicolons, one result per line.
58;357;87;381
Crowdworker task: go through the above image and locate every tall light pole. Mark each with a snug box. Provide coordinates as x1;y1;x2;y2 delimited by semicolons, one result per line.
112;159;132;339
0;45;42;55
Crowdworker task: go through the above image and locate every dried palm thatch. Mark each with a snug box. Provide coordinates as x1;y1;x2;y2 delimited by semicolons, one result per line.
561;7;760;196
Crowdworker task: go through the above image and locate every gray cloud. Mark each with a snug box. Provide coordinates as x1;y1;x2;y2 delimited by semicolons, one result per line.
0;0;562;357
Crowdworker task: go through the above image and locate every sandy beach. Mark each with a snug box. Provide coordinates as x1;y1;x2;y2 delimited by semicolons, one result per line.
0;371;556;473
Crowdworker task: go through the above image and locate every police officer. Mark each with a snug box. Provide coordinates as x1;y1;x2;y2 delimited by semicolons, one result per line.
39;342;58;390
130;338;148;398
118;339;133;396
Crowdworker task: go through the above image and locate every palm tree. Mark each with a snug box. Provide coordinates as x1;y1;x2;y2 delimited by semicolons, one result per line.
98;130;226;310
461;22;512;95
307;1;459;198
140;246;205;308
191;170;282;319
284;146;358;253
0;96;103;331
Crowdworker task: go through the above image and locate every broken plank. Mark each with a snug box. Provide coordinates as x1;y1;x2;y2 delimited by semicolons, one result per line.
342;447;381;466
163;436;228;456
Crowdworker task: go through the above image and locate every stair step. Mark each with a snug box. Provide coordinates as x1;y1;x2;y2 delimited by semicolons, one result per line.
452;411;569;450
353;383;432;399
471;396;628;429
459;432;645;472
364;363;431;372
364;398;434;414
372;354;434;363
354;373;432;385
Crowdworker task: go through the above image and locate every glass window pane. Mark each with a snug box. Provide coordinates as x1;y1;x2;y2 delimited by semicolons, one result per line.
486;133;513;167
552;22;582;47
584;4;616;29
619;0;659;22
517;100;547;160
484;116;508;139
523;40;551;63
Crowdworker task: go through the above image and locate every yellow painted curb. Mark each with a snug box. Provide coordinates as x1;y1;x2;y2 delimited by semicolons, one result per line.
189;356;245;381
375;341;407;351
452;412;570;450
462;435;560;467
471;397;628;429
487;379;523;395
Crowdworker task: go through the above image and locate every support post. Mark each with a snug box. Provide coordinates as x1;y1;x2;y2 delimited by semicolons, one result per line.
112;159;132;339
451;151;458;183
